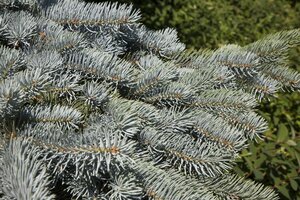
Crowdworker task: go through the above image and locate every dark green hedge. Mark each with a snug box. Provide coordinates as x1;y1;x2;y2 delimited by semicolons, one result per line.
88;0;300;199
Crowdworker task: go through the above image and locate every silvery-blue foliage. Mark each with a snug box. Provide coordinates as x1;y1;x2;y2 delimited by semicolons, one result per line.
0;0;299;199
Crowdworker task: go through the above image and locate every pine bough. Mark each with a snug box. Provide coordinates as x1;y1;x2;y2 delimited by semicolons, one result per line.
0;0;299;199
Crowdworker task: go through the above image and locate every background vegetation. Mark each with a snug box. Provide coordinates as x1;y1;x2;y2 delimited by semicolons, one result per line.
87;0;300;199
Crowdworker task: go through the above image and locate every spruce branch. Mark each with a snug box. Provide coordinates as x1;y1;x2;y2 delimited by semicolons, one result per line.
22;104;84;129
16;68;51;99
191;111;246;151
134;159;279;200
25;49;63;73
49;72;82;103
137;54;164;70
139;127;236;177
203;174;279;199
129;100;160;126
0;78;23;118
36;18;87;53
104;98;141;138
143;82;197;106
80;80;110;108
245;29;300;62
209;44;260;78
44;0;141;28
0;138;55;200
195;89;257;111
155;107;194;135
133;159;216;200
136;26;186;57
0;11;37;48
91;33;125;55
19;125;137;177
64;51;135;85
0;45;24;80
261;64;300;90
173;48;214;69
132;61;178;97
217;110;268;140
242;73;280;100
178;67;229;92
106;171;143;200
173;49;239;90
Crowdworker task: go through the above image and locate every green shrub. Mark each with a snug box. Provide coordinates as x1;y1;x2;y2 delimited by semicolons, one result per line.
88;0;300;199
234;92;300;200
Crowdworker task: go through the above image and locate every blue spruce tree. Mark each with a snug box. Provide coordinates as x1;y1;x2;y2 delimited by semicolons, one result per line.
0;0;299;199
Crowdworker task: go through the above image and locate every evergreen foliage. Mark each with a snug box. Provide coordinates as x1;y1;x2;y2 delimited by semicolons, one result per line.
0;0;299;199
92;1;300;199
